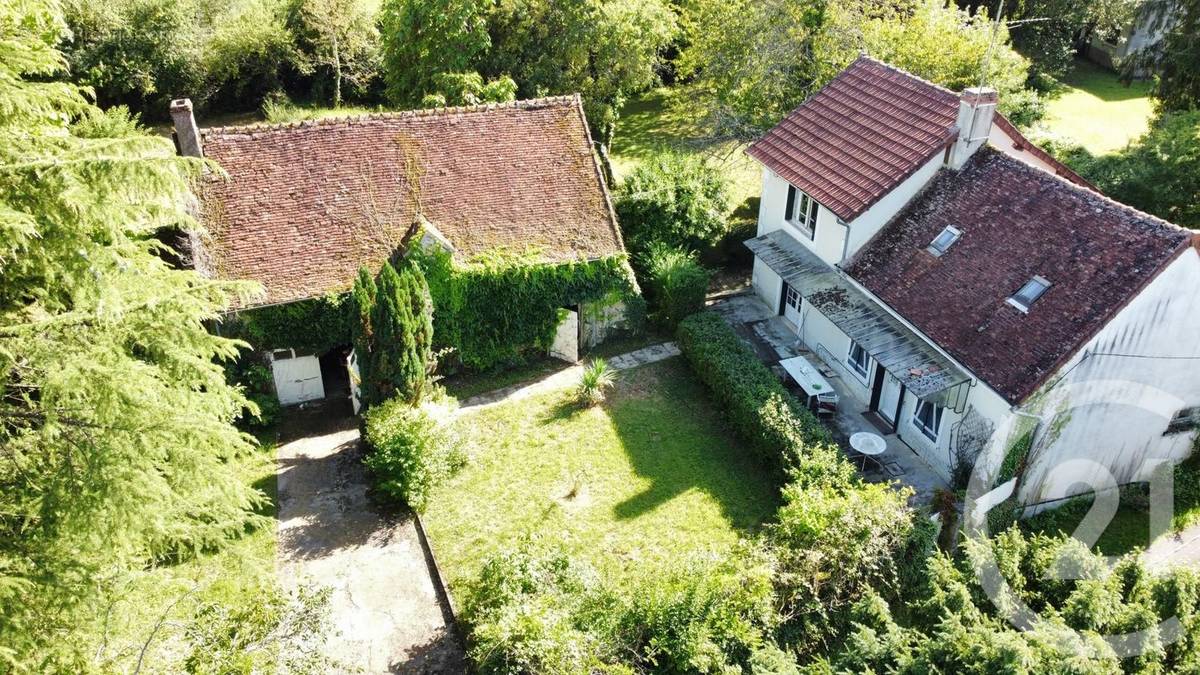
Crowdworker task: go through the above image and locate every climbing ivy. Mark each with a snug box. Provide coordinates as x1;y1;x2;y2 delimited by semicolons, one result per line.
414;246;640;371
222;292;354;354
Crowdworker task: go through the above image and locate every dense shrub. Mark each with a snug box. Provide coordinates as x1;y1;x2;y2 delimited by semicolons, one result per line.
641;244;710;329
1052;111;1200;229
615;152;731;259
227;292;353;354
675;312;834;477
361;399;463;510
462;540;780;674
416;247;640;371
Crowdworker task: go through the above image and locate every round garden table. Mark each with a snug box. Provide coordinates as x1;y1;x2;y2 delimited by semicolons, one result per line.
849;431;886;471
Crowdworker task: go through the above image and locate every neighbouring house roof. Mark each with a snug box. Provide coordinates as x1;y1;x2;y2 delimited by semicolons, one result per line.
845;147;1194;405
745;55;961;222
746;229;971;403
196;95;623;307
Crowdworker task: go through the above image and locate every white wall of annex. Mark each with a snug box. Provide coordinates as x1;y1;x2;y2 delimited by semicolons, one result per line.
1018;248;1200;505
843;152;945;259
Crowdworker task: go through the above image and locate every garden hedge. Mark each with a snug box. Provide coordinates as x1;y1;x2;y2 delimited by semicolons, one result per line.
675;311;838;480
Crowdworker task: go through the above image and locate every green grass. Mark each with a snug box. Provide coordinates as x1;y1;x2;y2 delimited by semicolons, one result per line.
611;88;763;213
1042;58;1154;156
423;357;779;593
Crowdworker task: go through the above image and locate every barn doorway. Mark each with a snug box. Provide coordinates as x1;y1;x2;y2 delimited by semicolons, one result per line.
319;345;352;401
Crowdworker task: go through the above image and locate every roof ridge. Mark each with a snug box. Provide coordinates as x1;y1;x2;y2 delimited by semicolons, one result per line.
980;146;1186;234
200;94;581;136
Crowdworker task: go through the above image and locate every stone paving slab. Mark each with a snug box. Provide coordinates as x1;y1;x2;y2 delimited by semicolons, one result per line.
457;342;680;413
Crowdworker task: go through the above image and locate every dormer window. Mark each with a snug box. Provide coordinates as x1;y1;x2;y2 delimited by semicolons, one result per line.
785;184;819;240
1007;276;1050;313
927;226;961;256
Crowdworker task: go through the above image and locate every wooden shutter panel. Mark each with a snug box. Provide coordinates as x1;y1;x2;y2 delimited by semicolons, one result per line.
785;185;796;221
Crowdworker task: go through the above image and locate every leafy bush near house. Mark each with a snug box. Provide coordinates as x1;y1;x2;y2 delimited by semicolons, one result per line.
615;152;731;259
641;244;710;329
415;247;640;371
227;360;282;430
361;398;464;511
675;312;834;477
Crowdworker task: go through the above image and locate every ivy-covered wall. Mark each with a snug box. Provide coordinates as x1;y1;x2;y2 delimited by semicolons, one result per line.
220;293;353;355
416;247;642;371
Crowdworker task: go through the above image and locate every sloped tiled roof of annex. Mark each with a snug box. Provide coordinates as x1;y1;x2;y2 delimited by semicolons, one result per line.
846;147;1195;405
196;95;623;307
746;55;961;222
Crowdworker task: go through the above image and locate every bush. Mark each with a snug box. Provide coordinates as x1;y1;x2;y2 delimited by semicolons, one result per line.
675;312;834;478
462;539;779;674
576;358;615;406
615;152;730;259
361;399;463;511
641;244;710;329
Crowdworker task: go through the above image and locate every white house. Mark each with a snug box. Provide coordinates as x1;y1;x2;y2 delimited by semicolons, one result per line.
745;56;1200;506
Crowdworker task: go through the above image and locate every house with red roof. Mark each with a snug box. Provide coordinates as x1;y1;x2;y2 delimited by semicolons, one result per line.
170;95;633;406
745;56;1200;506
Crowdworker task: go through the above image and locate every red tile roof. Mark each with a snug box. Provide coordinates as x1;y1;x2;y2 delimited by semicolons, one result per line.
746;56;960;222
846;148;1194;404
196;95;623;307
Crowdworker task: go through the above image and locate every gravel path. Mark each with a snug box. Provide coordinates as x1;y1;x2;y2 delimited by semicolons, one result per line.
275;403;465;673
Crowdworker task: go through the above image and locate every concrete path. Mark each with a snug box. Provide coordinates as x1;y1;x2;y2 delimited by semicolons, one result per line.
276;402;466;673
1143;523;1200;571
456;342;681;413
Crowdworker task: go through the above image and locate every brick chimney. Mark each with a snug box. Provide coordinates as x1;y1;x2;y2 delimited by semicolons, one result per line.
948;87;997;170
169;98;203;158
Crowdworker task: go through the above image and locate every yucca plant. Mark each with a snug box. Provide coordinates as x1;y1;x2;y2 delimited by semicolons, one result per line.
577;358;616;405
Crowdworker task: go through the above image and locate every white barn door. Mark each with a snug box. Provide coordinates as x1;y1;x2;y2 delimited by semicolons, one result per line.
270;349;324;406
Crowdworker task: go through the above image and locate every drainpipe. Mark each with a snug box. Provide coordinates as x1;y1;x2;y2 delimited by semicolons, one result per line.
838;218;851;264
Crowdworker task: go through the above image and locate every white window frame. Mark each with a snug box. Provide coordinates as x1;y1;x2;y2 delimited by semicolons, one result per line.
1007;275;1050;313
846;340;871;383
927;225;962;257
785;184;819;240
784;286;801;312
912;399;944;442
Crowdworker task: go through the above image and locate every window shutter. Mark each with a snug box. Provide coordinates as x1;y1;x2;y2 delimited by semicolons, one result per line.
785;185;796;221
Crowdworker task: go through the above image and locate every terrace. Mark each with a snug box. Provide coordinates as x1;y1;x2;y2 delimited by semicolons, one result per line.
709;291;950;504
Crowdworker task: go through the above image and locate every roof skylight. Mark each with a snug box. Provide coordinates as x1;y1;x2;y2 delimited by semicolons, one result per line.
1007;276;1050;313
927;226;961;256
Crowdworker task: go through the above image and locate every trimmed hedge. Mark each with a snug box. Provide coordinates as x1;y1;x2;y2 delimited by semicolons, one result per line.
675;312;838;480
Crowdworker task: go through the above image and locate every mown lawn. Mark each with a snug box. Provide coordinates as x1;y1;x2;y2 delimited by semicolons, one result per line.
610;88;763;212
1042;58;1154;155
423;357;779;593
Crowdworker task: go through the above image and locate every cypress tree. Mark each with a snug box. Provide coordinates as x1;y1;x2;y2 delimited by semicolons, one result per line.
350;266;378;404
362;258;434;404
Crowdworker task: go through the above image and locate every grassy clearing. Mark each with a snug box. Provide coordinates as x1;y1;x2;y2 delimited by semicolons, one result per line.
423;357;779;593
90;438;280;669
611;88;762;212
1042;58;1154;155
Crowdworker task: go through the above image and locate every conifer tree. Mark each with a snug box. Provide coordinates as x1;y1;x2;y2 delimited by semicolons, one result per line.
350;266;378;404
0;0;264;666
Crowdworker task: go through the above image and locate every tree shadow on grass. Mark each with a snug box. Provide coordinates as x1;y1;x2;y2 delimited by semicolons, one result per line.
606;360;779;533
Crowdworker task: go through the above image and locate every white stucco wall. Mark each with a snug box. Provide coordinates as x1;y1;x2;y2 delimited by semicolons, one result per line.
842;152;945;260
756;168;848;266
987;125;1066;179
1017;248;1200;505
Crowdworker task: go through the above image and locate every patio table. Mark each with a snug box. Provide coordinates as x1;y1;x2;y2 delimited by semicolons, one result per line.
849;431;887;471
779;355;839;416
